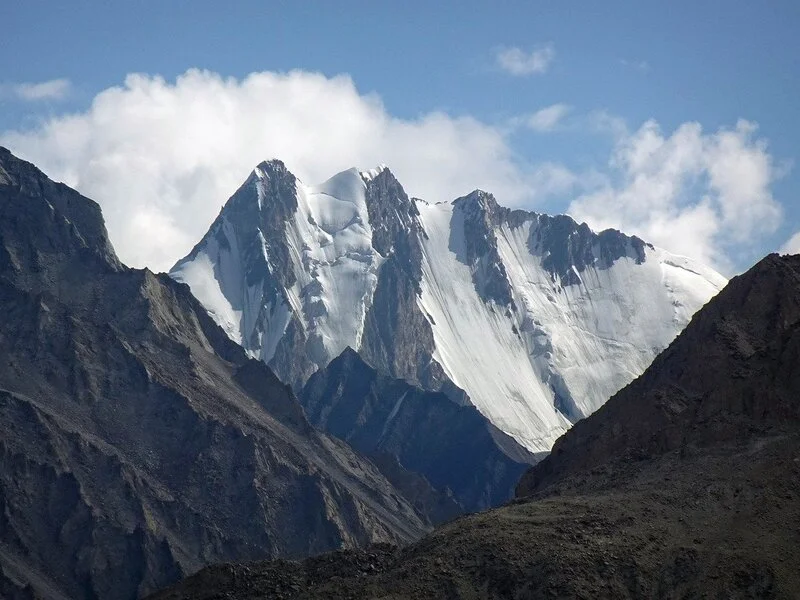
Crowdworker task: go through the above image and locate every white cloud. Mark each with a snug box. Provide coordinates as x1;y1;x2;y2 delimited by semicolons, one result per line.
495;45;555;76
780;232;800;255
524;104;571;132
1;69;537;271
3;79;72;101
0;69;785;275
568;119;783;271
586;110;629;138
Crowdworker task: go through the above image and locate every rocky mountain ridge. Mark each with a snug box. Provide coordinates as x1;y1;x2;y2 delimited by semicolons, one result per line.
171;160;726;452
517;251;800;496
0;147;428;600
300;348;535;519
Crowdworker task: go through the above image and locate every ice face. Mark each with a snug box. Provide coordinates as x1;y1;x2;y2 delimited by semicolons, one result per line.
172;162;726;453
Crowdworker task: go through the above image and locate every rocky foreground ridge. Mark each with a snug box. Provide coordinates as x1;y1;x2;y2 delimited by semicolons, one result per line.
153;253;800;599
0;148;429;600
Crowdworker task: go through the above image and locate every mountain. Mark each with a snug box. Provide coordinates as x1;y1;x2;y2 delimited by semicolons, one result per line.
517;251;800;496
300;348;534;519
170;161;726;453
0;147;428;600
150;253;800;599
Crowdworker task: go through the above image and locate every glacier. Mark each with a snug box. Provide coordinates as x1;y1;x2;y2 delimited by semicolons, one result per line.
171;161;726;453
416;196;724;451
172;164;384;368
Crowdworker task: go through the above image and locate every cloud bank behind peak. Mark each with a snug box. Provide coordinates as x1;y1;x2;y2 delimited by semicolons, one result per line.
1;69;785;274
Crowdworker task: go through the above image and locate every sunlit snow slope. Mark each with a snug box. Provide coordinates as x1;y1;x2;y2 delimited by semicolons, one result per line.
171;162;726;453
172;162;385;381
415;196;725;451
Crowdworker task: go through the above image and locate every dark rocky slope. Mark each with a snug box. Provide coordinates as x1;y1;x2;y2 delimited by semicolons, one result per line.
151;254;800;599
518;252;800;496
301;348;534;521
0;147;428;600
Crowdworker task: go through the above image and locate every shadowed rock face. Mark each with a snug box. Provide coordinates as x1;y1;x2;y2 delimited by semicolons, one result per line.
451;189;652;302
301;348;534;521
151;254;800;600
451;191;517;308
357;169;451;395
0;148;428;600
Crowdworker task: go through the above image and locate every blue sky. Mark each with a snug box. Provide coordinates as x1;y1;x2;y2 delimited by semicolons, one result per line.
1;1;797;273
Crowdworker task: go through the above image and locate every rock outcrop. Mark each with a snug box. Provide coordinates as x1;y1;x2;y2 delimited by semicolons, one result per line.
301;348;535;521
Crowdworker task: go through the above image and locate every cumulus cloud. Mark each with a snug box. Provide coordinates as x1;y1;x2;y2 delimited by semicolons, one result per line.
495;45;555;76
0;69;785;274
1;69;538;271
523;103;571;132
568;119;783;270
780;232;800;255
2;79;71;101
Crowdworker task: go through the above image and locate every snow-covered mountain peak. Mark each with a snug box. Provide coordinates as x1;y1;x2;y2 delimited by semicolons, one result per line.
252;158;287;177
414;196;726;450
302;168;369;230
172;161;412;384
453;188;494;208
360;163;389;181
172;161;727;453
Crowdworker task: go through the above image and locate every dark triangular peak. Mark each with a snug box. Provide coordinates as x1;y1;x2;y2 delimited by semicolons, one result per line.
362;166;423;258
254;157;289;173
172;159;299;290
0;146;121;277
450;190;515;306
250;159;299;218
222;159;298;253
235;158;297;213
529;213;652;285
301;347;534;516
518;253;800;497
192;159;297;243
450;186;653;287
333;343;362;359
